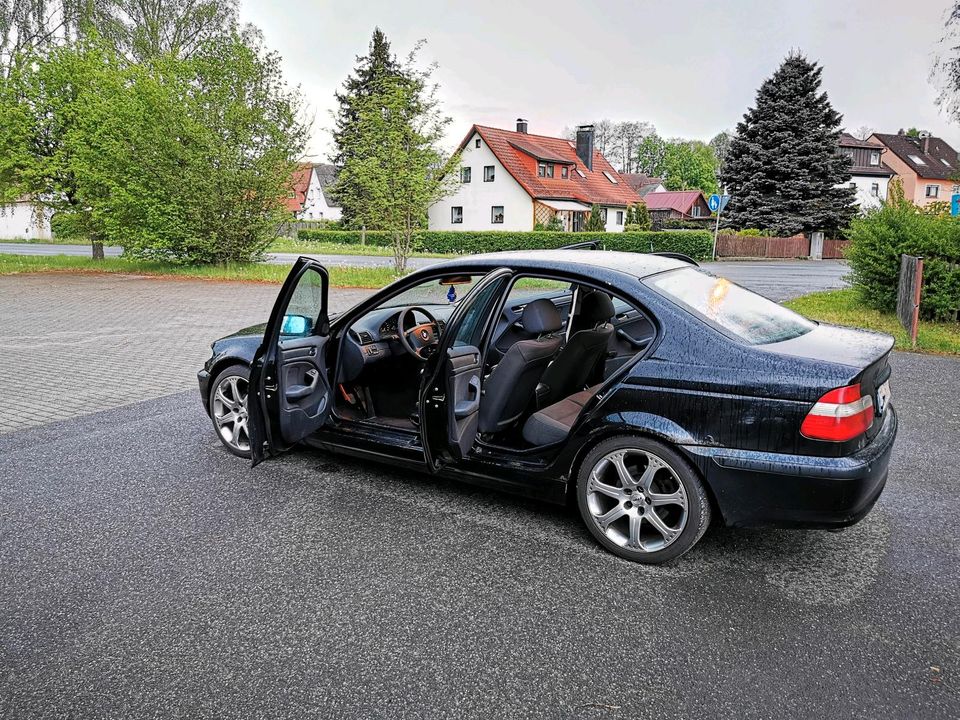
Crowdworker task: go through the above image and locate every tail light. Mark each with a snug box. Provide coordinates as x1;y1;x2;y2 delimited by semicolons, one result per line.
801;384;874;442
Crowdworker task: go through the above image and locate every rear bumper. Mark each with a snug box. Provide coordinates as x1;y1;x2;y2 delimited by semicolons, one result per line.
684;405;897;528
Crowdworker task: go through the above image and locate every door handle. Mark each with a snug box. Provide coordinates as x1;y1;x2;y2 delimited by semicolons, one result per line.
286;369;318;400
454;375;481;419
616;330;652;350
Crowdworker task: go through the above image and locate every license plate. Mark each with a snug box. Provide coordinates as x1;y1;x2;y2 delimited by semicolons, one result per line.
876;380;891;415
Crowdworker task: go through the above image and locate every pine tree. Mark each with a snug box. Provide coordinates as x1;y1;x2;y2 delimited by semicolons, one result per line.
331;28;402;179
583;203;606;232
629;202;651;230
721;54;855;235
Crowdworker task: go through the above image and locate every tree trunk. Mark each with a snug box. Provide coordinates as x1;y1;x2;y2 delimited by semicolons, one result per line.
91;238;104;261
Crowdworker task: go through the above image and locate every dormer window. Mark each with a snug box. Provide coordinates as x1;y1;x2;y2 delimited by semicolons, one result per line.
602;170;618;184
537;162;554;178
561;166;569;179
869;151;880;166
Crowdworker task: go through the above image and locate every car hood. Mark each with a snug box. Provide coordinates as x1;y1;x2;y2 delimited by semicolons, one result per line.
220;322;267;340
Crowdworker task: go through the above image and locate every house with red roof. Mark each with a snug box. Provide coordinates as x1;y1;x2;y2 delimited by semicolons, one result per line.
428;121;642;232
284;163;342;221
641;190;711;226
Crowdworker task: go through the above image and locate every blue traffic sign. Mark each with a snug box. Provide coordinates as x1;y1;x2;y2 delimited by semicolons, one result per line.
708;194;730;214
952;194;960;216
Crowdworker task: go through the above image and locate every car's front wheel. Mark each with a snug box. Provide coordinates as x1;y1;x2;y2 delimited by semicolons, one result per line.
576;436;711;564
209;364;252;458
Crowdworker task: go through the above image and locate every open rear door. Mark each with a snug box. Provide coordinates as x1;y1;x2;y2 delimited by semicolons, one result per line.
420;268;512;471
248;257;333;466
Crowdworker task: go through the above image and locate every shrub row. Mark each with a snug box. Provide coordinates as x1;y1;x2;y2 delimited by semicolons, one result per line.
847;198;960;321
296;229;714;261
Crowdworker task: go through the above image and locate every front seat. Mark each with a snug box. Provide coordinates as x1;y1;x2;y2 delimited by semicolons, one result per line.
478;298;563;434
537;290;615;406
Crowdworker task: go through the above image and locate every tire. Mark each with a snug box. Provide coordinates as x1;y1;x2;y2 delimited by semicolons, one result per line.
576;435;711;564
209;364;252;459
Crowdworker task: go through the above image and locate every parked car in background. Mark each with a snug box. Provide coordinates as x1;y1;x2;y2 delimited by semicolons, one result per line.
198;250;898;564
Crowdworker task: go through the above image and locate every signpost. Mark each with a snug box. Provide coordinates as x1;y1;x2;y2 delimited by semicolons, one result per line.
709;193;730;261
896;254;923;348
951;194;960;217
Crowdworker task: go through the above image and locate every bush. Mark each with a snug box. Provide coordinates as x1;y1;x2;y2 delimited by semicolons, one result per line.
297;229;714;260
847;189;960;321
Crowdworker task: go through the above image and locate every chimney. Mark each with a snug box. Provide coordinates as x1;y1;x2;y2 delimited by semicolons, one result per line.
516;118;528;134
919;131;931;154
576;125;595;171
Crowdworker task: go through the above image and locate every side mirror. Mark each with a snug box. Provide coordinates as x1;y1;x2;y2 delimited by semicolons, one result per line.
281;314;312;336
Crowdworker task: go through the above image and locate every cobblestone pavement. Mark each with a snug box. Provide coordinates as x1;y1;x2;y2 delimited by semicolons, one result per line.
0;274;371;434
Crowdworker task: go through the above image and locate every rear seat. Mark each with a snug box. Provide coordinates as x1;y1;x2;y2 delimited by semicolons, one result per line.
522;384;602;446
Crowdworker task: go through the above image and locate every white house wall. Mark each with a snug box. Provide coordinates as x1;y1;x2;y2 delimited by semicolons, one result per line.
841;175;891;211
299;171;342;221
602;205;627;233
0;202;52;240
428;132;533;231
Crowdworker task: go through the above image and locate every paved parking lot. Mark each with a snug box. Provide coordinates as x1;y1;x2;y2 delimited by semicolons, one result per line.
1;350;957;718
0;274;369;434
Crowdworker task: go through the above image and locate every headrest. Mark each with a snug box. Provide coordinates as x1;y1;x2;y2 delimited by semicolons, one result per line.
522;298;562;334
580;291;615;326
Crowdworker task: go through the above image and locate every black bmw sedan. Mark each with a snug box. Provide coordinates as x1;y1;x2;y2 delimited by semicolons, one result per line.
197;250;897;564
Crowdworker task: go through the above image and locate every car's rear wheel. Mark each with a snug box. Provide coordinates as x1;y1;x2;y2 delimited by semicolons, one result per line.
576;436;710;564
210;364;252;458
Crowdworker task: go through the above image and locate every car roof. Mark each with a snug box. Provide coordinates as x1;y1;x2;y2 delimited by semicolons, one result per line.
420;249;689;281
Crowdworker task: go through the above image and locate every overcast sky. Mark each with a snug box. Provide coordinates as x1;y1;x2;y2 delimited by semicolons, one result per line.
239;0;958;160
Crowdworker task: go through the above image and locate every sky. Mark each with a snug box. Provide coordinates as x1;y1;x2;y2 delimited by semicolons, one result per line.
238;0;960;161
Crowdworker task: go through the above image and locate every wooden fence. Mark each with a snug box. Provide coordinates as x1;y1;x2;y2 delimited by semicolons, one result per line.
715;234;850;259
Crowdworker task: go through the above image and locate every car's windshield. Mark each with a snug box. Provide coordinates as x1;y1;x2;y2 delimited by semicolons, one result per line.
378;275;484;309
647;267;815;345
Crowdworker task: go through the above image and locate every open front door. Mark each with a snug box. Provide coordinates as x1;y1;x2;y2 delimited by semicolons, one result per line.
249;257;333;466
420;267;512;471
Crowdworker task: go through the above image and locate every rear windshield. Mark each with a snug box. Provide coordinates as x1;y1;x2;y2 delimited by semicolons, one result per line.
647;267;815;345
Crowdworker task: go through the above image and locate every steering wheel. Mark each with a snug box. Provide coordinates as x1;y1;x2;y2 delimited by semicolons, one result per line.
396;306;441;359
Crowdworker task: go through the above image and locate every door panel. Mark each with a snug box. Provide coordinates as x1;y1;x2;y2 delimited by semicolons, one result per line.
420;268;513;471
446;345;482;459
249;258;332;465
604;307;655;375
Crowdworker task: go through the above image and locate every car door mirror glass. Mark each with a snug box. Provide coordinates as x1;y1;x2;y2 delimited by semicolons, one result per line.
281;314;312;336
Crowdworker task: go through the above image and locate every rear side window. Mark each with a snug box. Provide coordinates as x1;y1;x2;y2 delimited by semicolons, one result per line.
648;267;814;345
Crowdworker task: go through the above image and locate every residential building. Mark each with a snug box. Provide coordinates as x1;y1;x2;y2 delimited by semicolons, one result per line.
837;133;894;209
868;131;960;207
285;164;342;221
0;198;52;240
428;120;642;232
620;173;667;198
641;190;711;226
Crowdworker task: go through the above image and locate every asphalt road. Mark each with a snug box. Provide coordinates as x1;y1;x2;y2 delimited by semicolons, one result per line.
0;242;849;301
1;350;957;719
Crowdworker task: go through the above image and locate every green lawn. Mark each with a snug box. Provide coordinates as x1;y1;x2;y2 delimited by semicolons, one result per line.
0;254;405;288
785;288;960;355
0;236;88;245
267;237;454;258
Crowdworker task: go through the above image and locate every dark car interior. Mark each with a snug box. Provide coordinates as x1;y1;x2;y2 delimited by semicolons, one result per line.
334;274;655;448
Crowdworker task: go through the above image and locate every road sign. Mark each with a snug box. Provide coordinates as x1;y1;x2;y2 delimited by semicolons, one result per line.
952;194;960;216
708;194;730;213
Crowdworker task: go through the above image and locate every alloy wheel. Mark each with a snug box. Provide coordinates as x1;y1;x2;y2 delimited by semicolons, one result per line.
585;449;688;553
212;375;250;453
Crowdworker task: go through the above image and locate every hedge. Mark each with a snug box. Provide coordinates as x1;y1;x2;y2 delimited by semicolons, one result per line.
847;198;960;322
296;229;713;261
